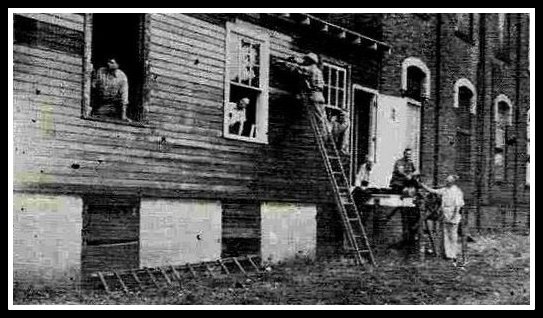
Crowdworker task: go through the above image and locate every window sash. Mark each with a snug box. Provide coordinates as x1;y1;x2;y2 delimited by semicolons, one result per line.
323;63;347;109
224;22;269;143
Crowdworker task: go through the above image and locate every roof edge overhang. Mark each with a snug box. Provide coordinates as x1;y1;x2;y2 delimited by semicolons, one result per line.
268;13;392;54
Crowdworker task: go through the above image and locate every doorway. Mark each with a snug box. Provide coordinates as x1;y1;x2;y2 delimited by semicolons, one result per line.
350;86;377;184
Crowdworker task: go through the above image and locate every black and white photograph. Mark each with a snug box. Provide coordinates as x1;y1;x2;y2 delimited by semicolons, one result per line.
8;8;534;309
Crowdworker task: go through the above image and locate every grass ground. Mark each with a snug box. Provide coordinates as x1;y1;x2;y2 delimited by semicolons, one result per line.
13;232;530;306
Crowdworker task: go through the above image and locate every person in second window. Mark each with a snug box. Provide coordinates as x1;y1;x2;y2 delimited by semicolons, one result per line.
91;57;130;121
227;97;250;136
389;148;419;195
331;110;350;155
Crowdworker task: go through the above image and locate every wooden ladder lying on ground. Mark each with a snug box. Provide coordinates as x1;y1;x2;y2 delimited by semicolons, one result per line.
306;104;376;267
89;254;263;294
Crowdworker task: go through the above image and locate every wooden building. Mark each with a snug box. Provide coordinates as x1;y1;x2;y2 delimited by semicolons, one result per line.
12;13;389;288
12;12;530;289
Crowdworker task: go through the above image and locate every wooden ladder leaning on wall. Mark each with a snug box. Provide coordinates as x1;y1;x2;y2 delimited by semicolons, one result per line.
305;102;376;267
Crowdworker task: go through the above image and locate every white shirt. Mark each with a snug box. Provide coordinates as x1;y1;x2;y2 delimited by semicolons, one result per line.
226;102;246;127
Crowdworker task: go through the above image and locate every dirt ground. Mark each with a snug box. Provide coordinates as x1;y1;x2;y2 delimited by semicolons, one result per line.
13;232;530;306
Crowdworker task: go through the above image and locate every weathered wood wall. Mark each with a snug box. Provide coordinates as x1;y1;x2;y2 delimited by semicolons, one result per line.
13;13;381;205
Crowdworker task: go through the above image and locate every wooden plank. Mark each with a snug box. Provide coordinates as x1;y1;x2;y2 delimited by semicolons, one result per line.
150;62;223;87
155;13;226;37
217;259;230;275
149;50;224;76
14;52;83;74
150;34;224;61
97;272;112;294
14;72;82;92
14;62;82;85
114;271;130;294
145;268;162;289
45;12;84;24
150;41;224;68
131;270;144;289
159;267;173;286
246;255;261;272
16;13;83;31
14;44;83;66
169;265;183;282
14;79;81;100
151;16;225;47
232;257;248;276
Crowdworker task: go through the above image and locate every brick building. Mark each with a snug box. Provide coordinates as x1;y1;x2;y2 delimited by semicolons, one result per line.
11;12;530;289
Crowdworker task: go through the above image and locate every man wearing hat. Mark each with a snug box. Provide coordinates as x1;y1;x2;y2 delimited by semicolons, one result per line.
281;52;330;137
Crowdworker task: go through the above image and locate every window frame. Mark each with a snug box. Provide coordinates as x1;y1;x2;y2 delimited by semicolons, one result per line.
401;57;431;105
223;21;270;144
493;95;513;183
322;62;349;111
81;13;150;127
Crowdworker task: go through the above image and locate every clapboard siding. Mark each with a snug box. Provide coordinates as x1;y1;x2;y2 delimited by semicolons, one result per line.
13;13;378;203
16;13;84;31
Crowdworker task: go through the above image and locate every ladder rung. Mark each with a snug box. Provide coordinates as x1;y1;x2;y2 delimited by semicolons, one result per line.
114;271;129;294
159;267;173;286
131;270;143;289
145;268;161;289
97;272;111;294
232;257;248;276
217;259;230;274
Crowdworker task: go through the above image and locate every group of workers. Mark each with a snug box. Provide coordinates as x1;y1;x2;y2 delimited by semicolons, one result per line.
280;52;466;265
91;53;466;265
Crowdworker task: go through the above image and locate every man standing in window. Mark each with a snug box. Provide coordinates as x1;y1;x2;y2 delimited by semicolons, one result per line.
280;52;330;138
91;57;130;121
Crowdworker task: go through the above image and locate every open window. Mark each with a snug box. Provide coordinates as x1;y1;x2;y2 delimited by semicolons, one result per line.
401;57;430;104
494;95;513;182
224;22;270;143
405;66;426;103
455;83;476;183
84;13;147;123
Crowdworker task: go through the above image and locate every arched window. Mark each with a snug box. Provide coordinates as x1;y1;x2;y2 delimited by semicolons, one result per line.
494;94;513;182
454;79;477;184
453;78;477;114
401;57;431;103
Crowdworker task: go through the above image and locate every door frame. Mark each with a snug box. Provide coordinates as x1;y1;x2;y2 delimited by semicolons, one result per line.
350;84;379;183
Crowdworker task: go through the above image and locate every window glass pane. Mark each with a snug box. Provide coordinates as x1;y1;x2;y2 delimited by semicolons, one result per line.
323;66;329;82
330;88;337;107
331;69;337;88
337;89;344;108
228;36;241;83
338;70;345;88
